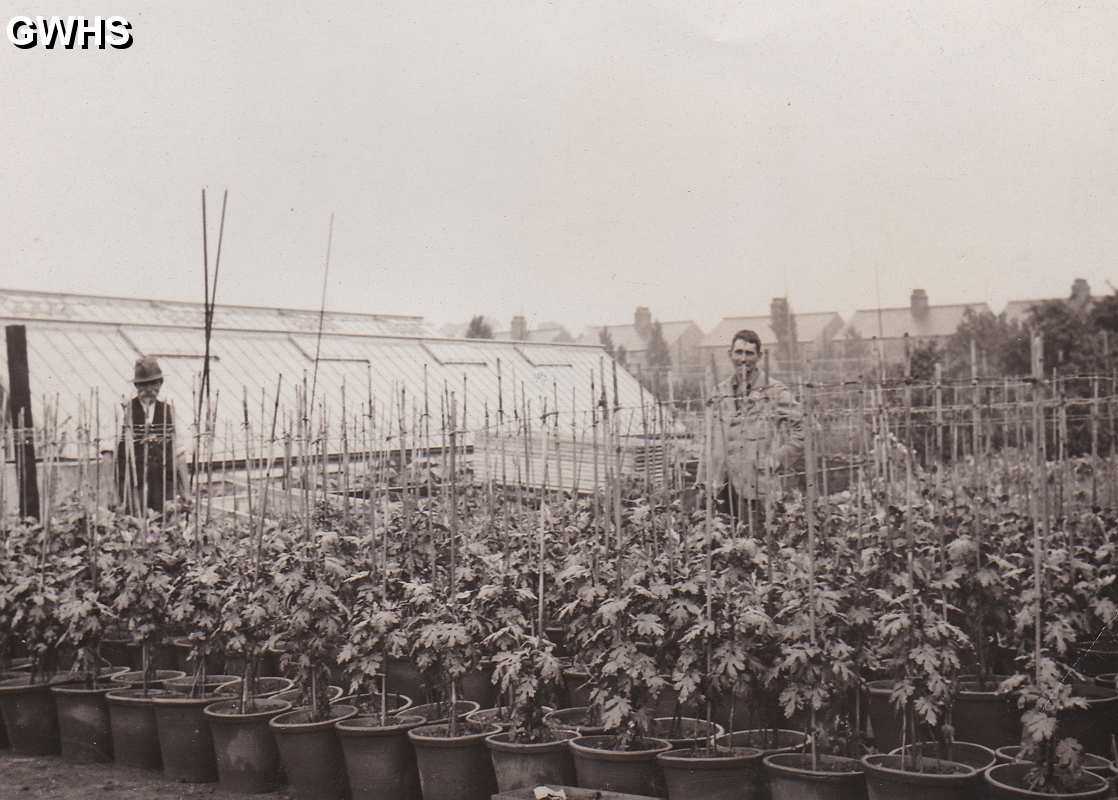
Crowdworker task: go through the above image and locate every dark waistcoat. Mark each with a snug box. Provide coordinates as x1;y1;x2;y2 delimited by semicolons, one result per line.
116;398;175;512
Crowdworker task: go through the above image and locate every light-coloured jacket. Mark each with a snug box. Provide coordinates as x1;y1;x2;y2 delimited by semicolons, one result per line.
698;374;804;499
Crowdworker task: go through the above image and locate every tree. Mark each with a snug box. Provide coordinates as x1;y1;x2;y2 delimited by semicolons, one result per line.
840;328;874;379
909;339;942;382
1029;300;1103;375
646;321;671;375
599;327;615;357
1090;289;1118;334
770;297;799;367
944;309;1030;379
615;345;628;367
465;315;494;340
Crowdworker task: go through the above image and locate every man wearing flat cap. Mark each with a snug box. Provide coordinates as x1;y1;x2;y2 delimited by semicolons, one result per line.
116;356;189;514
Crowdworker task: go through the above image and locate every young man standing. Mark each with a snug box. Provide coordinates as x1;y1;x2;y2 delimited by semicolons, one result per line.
700;329;804;529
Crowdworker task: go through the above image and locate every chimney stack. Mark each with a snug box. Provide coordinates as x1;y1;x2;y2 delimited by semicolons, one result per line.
510;315;528;341
634;306;652;339
1070;278;1091;311
910;289;929;320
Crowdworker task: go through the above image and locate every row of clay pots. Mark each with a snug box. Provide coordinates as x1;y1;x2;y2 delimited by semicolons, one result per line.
7;669;1112;800
385;657;500;709
97;636;287;679
863;749;1115;800
610;742;1113;800
866;677;1118;756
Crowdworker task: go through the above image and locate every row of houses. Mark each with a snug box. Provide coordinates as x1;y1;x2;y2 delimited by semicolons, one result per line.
461;279;1095;380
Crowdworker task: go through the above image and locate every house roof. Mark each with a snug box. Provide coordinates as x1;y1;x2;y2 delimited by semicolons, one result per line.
699;311;843;350
0;288;645;461
575;320;699;353
1003;297;1094;325
844;302;991;340
1003;299;1053;325
493;327;573;344
437;316;500;339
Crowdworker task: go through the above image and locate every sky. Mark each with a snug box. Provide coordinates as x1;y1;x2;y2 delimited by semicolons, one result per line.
2;1;1117;338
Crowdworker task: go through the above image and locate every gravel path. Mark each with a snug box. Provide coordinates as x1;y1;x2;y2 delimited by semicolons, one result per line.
0;752;289;799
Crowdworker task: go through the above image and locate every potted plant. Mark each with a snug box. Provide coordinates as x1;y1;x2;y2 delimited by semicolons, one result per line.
268;528;358;800
761;534;868;800
126;535;236;784
406;585;499;800
335;575;426;800
52;510;126;763
484;631;578;792
945;511;1026;749
566;567;673;798
204;531;294;795
860;508;981;800
0;512;75;756
105;527;184;692
986;658;1109;798
657;562;769;800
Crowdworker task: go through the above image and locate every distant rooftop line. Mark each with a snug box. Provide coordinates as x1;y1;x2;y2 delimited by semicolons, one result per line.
850;301;986;314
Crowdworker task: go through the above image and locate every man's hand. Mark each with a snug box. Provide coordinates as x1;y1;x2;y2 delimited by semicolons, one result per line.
679;485;703;514
169;495;195;516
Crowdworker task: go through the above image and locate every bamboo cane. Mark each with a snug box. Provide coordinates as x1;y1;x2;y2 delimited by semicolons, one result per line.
341;382;350;531
804;381;819;770
703;370;715;735
1031;335;1045;686
538;402;550;638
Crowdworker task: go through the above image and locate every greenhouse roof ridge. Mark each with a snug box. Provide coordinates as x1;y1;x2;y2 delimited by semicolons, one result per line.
0;312;606;350
0;286;424;325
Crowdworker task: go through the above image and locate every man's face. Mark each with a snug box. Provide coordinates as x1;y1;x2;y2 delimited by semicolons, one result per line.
135;380;162;403
730;338;760;379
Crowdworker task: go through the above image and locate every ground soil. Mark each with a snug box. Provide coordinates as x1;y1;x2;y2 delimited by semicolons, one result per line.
0;752;288;799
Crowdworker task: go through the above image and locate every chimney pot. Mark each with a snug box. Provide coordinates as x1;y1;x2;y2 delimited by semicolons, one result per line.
1070;278;1091;310
634;306;652;339
910;289;929;319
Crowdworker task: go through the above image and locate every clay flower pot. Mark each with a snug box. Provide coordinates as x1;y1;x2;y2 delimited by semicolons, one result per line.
0;674;69;755
270;703;358;800
333;689;413;715
984;762;1108;799
890;741;996;771
109;668;185;690
204;697;292;794
407;699;479;725
213;676;295;700
658;744;765;800
543;705;611;735
51;683;117;762
648;716;724;750
951;675;1021;749
151;690;226;782
861;753;980;800
408;722;502;800
569;734;673;798
336;713;427;800
762;753;867;800
106;687;172;769
485;728;579;793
